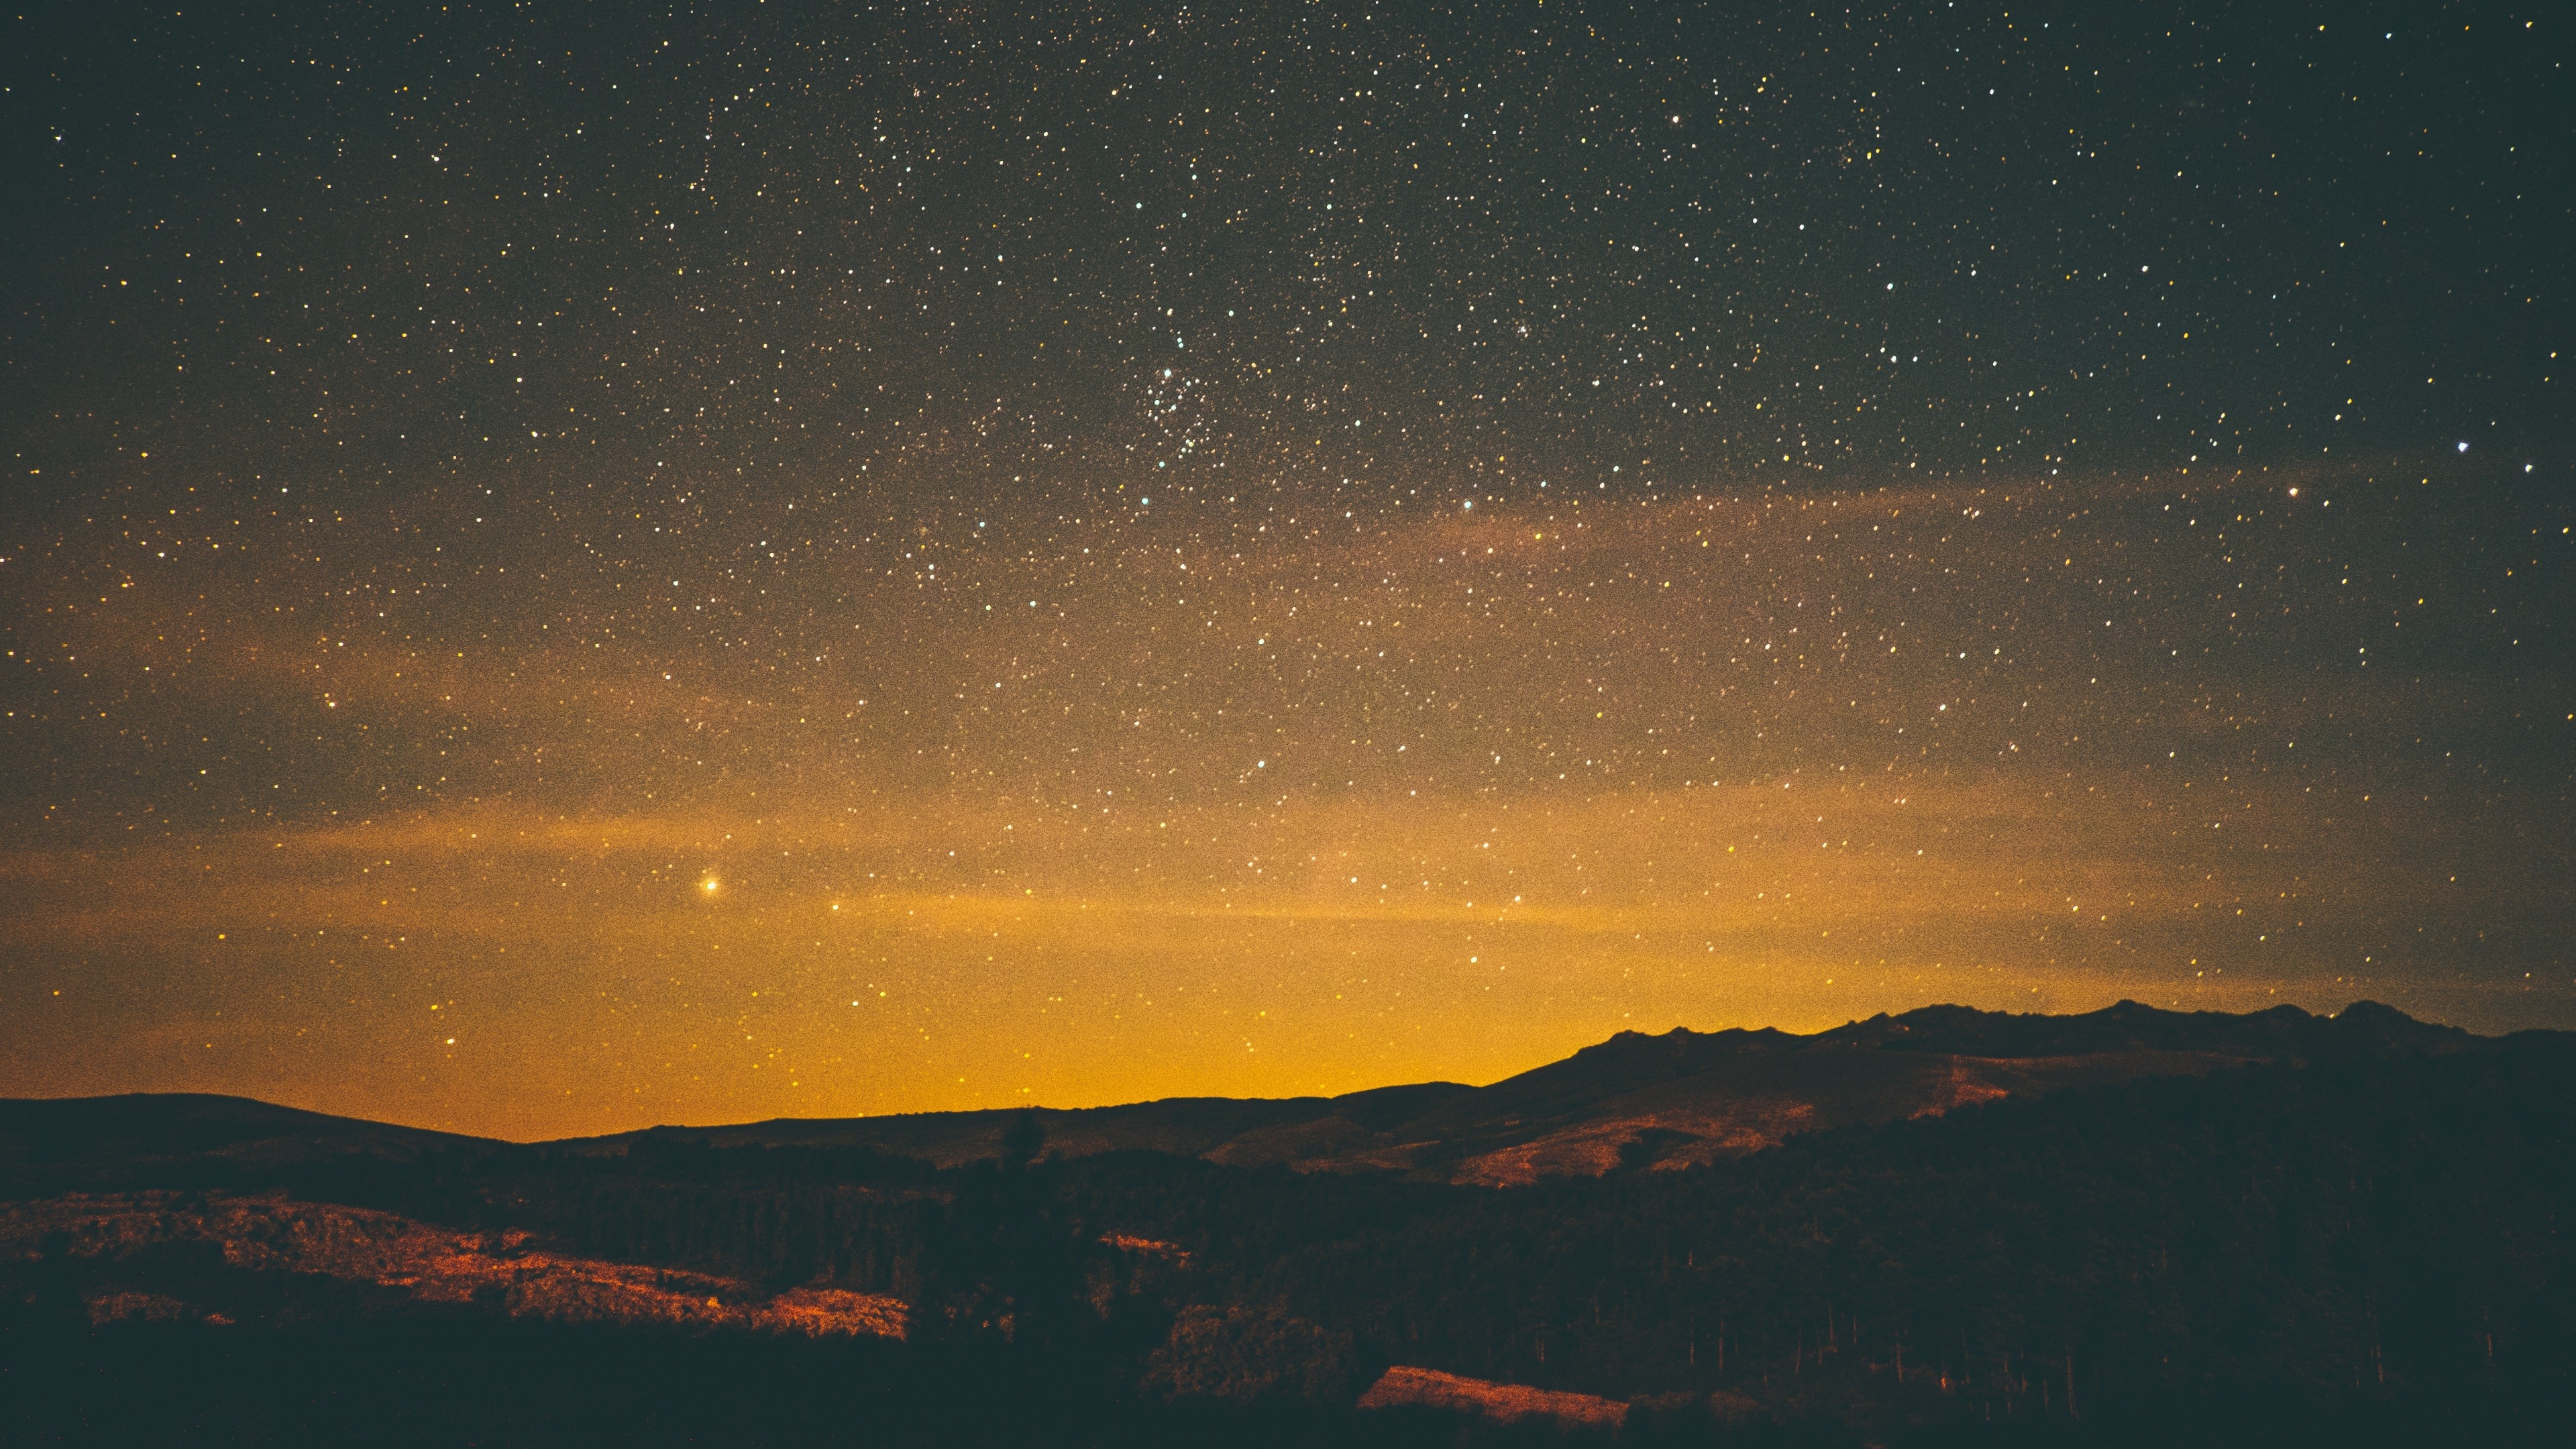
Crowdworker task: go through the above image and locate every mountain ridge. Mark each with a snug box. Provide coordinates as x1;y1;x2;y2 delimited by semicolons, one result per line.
3;999;2499;1187
602;996;2479;1182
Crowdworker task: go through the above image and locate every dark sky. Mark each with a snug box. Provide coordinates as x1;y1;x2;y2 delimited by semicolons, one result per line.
3;0;2568;1138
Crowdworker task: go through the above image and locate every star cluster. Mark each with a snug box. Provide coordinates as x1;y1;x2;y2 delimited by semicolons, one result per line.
1;1;2567;1137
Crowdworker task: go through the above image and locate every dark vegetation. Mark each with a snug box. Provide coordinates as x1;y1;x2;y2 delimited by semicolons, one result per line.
7;1027;2576;1444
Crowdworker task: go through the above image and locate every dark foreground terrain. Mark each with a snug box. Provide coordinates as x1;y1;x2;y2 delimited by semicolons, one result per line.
5;1317;2569;1448
7;1002;2576;1445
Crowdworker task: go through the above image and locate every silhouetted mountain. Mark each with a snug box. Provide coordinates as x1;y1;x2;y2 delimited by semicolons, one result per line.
1831;997;2474;1059
0;1093;490;1185
572;999;2475;1184
0;1002;2490;1197
629;1091;1462;1169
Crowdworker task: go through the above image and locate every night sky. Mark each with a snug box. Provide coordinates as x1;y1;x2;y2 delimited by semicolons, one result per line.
3;1;2568;1139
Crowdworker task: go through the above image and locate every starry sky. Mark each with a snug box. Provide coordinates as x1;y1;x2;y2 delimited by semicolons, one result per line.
3;0;2568;1138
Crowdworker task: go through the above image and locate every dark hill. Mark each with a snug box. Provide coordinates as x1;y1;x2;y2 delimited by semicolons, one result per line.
1;1002;2487;1190
570;999;2482;1184
0;1093;494;1195
633;1090;1466;1167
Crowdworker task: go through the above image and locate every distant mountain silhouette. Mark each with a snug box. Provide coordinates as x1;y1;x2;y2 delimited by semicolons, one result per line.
1;1002;2483;1189
1829;997;2472;1058
0;1092;485;1175
568;998;2481;1184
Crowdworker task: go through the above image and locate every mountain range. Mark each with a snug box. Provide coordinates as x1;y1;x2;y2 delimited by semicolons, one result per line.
1;999;2483;1189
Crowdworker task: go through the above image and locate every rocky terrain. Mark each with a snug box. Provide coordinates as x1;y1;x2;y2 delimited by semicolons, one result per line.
1356;1365;1631;1432
0;1191;906;1338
